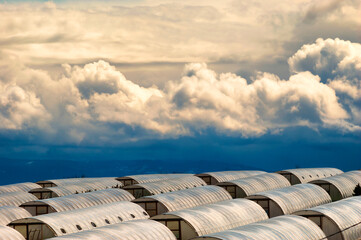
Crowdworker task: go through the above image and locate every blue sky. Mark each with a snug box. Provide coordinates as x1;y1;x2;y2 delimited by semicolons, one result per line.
0;0;360;183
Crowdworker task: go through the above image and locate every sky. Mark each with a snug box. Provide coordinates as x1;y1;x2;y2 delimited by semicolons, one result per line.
0;0;360;183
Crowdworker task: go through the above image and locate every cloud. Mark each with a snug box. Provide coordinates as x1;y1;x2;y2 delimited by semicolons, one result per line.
0;38;360;144
0;82;50;130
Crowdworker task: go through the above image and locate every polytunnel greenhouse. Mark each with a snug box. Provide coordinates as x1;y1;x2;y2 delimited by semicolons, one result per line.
195;171;266;185
0;225;26;240
217;173;290;198
277;168;343;184
9;201;149;240
246;183;331;217
117;174;193;187
0;191;38;207
133;185;232;216
124;176;206;198
0;206;32;226
0;182;42;194
47;220;177;240
295;196;361;240
21;188;135;215
151;198;268;240
310;170;361;201
193;215;326;240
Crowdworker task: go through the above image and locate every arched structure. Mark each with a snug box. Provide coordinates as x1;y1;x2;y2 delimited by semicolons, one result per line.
310;171;361;201
277;168;343;185
47;220;177;240
295;196;361;240
151;199;268;240
193;215;326;240
9;201;149;240
117;174;193;187
246;183;331;217
21;188;135;216
0;206;32;226
0;225;25;240
133;185;232;216
217;173;290;198
195;171;266;185
0;192;38;207
124;176;206;198
36;178;121;188
0;182;41;194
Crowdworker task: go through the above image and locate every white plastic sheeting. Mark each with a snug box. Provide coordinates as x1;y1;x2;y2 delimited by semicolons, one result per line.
0;191;38;207
0;182;41;194
0;225;25;240
0;206;32;226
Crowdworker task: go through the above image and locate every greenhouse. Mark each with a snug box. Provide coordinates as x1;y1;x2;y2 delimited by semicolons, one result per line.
36;178;121;188
0;206;32;226
0;225;25;240
217;173;290;198
295;196;361;240
0;182;42;194
47;220;177;240
151;199;268;240
195;171;266;185
0;191;38;207
29;181;121;199
124;176;206;198
117;174;193;187
246;183;331;217
193;215;326;240
277;168;343;185
133;185;232;216
310;171;361;201
21;188;135;216
9;201;149;240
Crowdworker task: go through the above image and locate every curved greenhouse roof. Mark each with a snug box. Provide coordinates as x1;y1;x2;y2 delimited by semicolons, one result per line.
21;188;135;213
0;191;38;207
117;174;193;185
295;196;361;240
142;185;232;212
310;171;361;199
30;181;121;198
218;173;290;197
196;171;266;183
247;183;331;215
196;215;326;240
10;201;149;237
0;206;32;226
125;176;206;196
277;168;343;184
153;199;268;236
0;225;25;240
0;182;41;194
47;220;177;240
37;177;121;188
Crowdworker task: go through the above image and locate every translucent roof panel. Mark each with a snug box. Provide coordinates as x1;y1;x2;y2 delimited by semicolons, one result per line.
0;191;38;207
0;206;32;226
47;220;177;240
24;188;135;212
0;182;41;194
277;168;343;183
14;201;149;236
38;178;121;187
119;174;193;184
33;181;122;197
0;225;25;240
295;196;361;240
129;176;207;195
197;171;266;183
310;171;361;199
248;183;331;215
199;215;326;240
144;185;232;212
222;173;291;196
161;199;268;236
